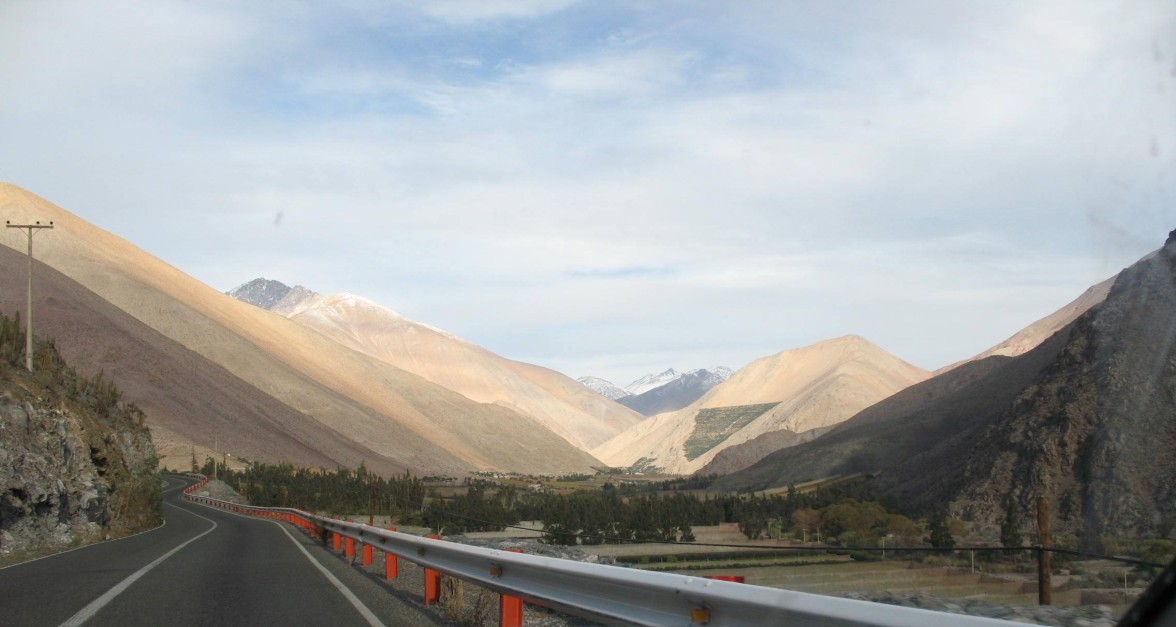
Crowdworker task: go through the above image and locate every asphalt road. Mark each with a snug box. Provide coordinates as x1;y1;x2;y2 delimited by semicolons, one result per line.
0;476;439;626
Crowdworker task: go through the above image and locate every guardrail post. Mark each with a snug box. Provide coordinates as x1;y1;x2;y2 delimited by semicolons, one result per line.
362;541;373;566
345;536;356;558
424;534;442;606
705;575;747;583
333;532;342;552
500;548;524;627
384;527;399;580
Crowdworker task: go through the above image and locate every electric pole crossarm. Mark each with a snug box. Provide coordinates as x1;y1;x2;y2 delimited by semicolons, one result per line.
5;220;54;371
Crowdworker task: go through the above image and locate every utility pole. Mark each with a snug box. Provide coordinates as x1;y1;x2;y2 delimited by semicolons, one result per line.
6;220;53;371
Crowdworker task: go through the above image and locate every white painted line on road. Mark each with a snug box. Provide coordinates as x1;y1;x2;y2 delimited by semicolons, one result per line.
57;503;218;627
272;523;386;627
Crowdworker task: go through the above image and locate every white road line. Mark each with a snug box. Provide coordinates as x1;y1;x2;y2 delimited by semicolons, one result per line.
273;523;386;627
57;503;218;627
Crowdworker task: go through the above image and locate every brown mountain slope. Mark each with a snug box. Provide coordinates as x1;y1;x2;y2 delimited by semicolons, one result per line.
935;276;1114;374
954;236;1176;538
593;336;928;475
713;236;1175;538
281;293;642;450
0;183;600;474
695;425;833;476
0;245;428;476
708;333;1070;515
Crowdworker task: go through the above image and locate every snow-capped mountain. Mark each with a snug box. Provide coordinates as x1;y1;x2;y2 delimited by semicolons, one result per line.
226;279;642;451
617;367;733;416
577;376;629;400
624;369;682;396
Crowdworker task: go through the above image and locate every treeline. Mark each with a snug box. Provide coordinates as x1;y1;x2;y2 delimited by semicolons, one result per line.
201;455;964;551
420;477;939;548
211;461;426;518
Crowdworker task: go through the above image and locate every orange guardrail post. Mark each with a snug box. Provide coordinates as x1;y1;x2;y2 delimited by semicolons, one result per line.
345;536;356;558
500;548;524;627
704;575;746;583
384;527;398;580
333;532;342;552
424;534;442;606
362;542;373;566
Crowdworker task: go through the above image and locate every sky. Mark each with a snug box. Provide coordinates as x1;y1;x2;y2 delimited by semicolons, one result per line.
1;1;1173;386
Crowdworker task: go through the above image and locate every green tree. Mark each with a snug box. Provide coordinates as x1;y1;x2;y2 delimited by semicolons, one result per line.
927;511;955;548
1001;499;1023;548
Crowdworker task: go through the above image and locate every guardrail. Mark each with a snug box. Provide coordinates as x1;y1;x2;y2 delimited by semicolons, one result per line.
179;475;1023;626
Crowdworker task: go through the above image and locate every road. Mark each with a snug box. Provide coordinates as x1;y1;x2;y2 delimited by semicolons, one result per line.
0;476;438;626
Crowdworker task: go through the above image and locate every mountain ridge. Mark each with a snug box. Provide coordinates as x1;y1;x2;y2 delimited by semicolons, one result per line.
711;236;1175;538
593;335;928;474
227;280;642;450
0;183;601;475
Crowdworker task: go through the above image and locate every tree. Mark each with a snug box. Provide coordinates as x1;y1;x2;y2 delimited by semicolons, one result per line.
739;514;768;541
1001;500;1023;548
792;508;820;541
927;512;955;548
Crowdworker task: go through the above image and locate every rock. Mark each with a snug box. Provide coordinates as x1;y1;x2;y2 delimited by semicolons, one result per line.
0;371;160;560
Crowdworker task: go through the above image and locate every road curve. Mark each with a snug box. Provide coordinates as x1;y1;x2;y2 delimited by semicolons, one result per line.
0;476;438;626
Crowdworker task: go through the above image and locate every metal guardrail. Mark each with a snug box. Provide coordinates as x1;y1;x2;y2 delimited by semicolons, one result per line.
179;476;1024;626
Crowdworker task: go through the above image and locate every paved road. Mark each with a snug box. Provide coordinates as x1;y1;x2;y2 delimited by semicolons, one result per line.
0;476;438;626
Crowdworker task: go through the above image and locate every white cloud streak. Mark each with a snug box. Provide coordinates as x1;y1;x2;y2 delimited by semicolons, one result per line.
1;0;1172;385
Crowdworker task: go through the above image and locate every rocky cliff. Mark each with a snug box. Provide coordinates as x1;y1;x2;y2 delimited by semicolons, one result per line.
0;314;160;562
953;232;1176;540
711;231;1176;541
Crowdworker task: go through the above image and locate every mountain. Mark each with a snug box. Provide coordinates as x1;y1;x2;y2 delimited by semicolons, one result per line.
229;279;316;315
0;183;601;476
577;376;628;401
712;235;1176;538
0;244;414;476
935;276;1114;374
702;273;1119;479
227;278;293;310
624;369;682;396
229;287;643;451
592;336;929;475
617;367;733;416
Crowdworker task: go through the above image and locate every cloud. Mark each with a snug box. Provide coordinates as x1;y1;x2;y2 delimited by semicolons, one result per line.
1;0;1172;385
391;0;580;24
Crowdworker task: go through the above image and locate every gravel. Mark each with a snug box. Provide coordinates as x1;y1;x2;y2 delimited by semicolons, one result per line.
843;591;1116;626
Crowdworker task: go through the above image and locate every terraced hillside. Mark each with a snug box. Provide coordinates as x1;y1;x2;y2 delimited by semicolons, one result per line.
683;404;779;461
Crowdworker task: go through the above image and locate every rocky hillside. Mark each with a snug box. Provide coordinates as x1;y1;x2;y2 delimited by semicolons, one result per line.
0;313;160;561
713;232;1176;539
954;235;1176;540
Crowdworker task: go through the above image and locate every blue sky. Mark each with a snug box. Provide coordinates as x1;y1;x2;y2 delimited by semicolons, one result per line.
1;1;1173;385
